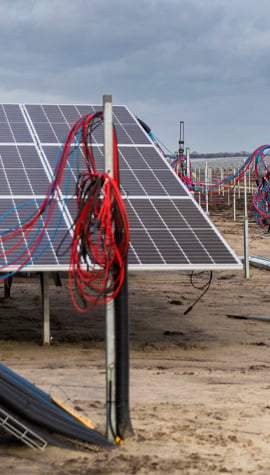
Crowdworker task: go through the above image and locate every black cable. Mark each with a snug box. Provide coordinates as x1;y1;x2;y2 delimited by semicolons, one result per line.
108;380;117;441
184;271;213;315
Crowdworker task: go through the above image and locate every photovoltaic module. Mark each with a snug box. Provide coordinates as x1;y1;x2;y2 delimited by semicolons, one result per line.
0;103;242;271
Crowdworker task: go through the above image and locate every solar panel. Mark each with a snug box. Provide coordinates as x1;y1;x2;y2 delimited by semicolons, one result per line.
0;103;241;272
0;104;33;143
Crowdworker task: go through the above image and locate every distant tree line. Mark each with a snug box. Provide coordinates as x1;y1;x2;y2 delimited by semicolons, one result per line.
189;151;249;159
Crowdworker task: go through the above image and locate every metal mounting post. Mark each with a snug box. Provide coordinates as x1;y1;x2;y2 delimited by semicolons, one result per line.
186;147;191;186
243;170;249;279
103;95;117;441
40;272;50;344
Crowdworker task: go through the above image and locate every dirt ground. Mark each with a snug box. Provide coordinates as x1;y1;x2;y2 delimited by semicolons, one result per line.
1;202;270;474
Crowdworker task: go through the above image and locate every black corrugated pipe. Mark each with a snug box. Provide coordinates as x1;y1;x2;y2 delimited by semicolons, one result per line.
114;255;134;439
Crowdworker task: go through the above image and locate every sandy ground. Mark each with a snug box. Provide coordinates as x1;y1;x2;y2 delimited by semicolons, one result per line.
1;204;270;474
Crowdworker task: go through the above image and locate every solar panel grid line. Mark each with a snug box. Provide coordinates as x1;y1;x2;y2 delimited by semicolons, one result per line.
21;104;49;146
25;105;188;204
128;199;191;266
0;159;33;267
0;237;6;265
118;105;154;145
24;104;96;145
127;197;240;268
0;143;73;270
130;197;191;265
15;198;61;268
17;202;72;268
171;198;240;264
15;105;36;144
0;143;64;269
26;147;79;233
23;105;58;145
20;108;77;242
25;104;152;146
126;240;141;265
125;199;167;265
116;146;189;197
21;106;63;187
0;105;32;145
178;196;240;255
148;197;214;265
32;105;59;144
117;146;178;198
0;199;8;266
120;168;149;197
113;119;148;146
168;197;217;264
2;108;18;144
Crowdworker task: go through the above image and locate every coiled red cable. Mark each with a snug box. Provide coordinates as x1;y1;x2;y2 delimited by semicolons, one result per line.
68;113;129;312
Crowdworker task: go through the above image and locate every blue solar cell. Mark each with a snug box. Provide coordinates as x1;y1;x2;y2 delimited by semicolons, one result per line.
129;228;164;264
76;105;97;118
118;170;146;196
59;105;81;123
0;146;21;165
0;175;13;194
51;123;70;142
34;123;57;143
3;104;25;122
17;146;44;169
148;228;189;264
25;105;48;122
5;169;33;194
26;169;51;195
113;106;137;124
0;105;7;122
113;124;134;144
0;123;14;142
136;147;170;169
11;123;33;143
132;169;168;195
154;169;188;195
43;105;64;123
119;124;150;144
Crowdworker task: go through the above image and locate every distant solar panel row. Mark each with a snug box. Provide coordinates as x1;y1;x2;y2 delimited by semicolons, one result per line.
0;103;241;271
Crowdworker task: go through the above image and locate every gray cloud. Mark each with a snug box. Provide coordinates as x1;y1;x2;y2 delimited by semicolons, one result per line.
0;0;269;151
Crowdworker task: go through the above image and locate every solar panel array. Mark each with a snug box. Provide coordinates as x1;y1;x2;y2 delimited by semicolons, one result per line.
0;103;241;271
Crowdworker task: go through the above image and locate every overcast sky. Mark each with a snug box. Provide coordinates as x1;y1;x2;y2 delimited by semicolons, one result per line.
0;0;270;153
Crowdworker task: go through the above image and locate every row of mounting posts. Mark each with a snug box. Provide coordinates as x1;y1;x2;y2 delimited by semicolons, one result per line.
178;120;249;281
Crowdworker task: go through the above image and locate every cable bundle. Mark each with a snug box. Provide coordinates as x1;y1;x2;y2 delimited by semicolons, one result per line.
150;131;270;235
64;112;129;311
70;171;129;311
0;111;129;311
251;145;270;234
0;112;93;276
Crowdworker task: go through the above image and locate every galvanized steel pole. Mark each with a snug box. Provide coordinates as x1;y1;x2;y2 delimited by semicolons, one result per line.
205;161;209;215
243;169;250;278
103;94;117;440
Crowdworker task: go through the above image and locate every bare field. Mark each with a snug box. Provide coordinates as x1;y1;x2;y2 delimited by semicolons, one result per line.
1;207;270;474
